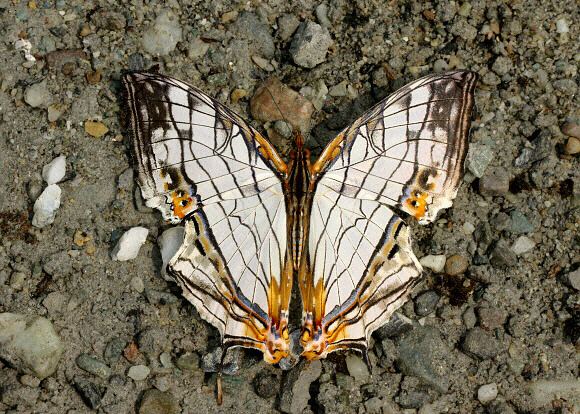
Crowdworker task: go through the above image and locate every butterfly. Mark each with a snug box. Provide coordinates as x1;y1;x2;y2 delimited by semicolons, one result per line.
122;70;477;365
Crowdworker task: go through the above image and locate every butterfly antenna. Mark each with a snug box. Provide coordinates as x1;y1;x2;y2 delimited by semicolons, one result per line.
216;346;228;405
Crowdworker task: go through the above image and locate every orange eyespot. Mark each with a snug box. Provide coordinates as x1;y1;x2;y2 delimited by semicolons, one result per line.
171;190;194;219
406;190;428;219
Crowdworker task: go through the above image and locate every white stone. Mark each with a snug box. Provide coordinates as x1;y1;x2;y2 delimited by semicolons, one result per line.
24;80;50;108
462;222;476;234
0;313;64;379
419;255;447;273
511;236;535;255
130;276;145;293
127;364;150;381
32;184;61;228
111;227;149;261
42;155;66;185
477;382;498;403
158;226;185;278
566;268;580;291
556;19;569;34
345;354;370;381
142;11;182;56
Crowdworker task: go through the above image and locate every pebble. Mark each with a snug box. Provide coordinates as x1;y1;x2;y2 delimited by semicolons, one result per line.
299;79;328;111
565;268;580;291
251;55;274;72
130;276;145;293
111;227;149;261
279;359;322;414
104;337;126;365
315;4;332;28
232;12;275;58
466;145;494;177
127;364;150;381
489;240;517;267
32;184;61;228
158;226;185;278
73;377;106;410
175;352;199;371
477;306;507;330
274;120;293;138
479;167;510;196
419;254;446;273
329;80;348;97
159;352;173;368
511;236;535;256
564;137;580;154
24;80;50;108
84;120;109;138
491;56;513;76
345;354;369;382
444;254;469;276
289;21;333;68
462;222;476;234
138;389;179;414
250;78;315;134
478;383;498;404
253;370;279;398
374;312;414;339
0;313;64;379
414;291;440;316
555;18;569;33
42;155;66;185
142;11;182;56
76;354;111;379
396;326;450;393
187;37;209;59
47;103;67;122
19;374;41;387
277;14;300;41
117;168;134;191
145;289;178;305
561;121;580;139
462;328;501;359
509;210;534;234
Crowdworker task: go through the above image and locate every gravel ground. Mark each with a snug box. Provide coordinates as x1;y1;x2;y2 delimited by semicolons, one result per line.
0;1;578;413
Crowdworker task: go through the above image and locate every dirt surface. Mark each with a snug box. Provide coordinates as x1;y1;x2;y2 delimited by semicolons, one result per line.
0;1;578;413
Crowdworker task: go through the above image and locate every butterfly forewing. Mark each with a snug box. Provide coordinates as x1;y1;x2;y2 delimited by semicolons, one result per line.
123;72;292;363
301;71;478;358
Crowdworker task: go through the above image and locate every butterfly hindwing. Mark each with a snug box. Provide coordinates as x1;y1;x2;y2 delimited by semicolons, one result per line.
123;72;292;363
302;71;478;358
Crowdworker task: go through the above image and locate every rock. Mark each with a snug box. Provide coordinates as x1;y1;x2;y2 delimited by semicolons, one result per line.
76;354;111;379
84;120;109;138
565;268;580;291
479;167;510;196
419;254;446;273
91;10;126;31
111;227;149;261
32;184;61;228
511;236;535;256
159;352;173;368
509;210;535;234
24;80;50;107
142;11;182;56
345;354;369;381
117;168;134;191
144;289;178;305
462;307;477;329
477;382;498;404
158;226;185;278
444;254;469;275
555;18;569;33
486;401;517;414
289;21;333;68
396;326;450;393
130;276;145;293
47;103;67;122
20;374;41;387
477;306;507;330
564;137;580;154
462;222;476;234
127;364;150;381
175;352;199;371
374;312;414;339
279;359;322;414
42;155;66;185
561;122;580;139
0;313;64;379
462;328;501;359
315;3;332;28
329;80;348;97
489;240;517;268
104;337;126;365
138;389;179;414
250;78;315;134
187;37;209;59
398;376;433;408
414;291;440;316
201;347;243;375
277;14;300;41
251;55;274;72
137;327;170;354
253;370;279;398
527;380;580;409
73;377;106;410
491;56;513;76
232;12;275;58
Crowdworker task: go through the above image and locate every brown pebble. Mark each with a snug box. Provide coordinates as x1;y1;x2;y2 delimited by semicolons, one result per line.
477;304;507;330
124;341;140;363
73;230;91;247
86;70;101;85
564;137;579;155
445;254;469;276
422;10;436;21
79;24;91;37
62;61;76;76
85;120;109;138
250;78;314;134
561;122;580;139
230;88;247;104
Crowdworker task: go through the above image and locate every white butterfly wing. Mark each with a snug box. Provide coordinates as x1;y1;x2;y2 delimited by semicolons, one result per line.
302;71;478;358
123;72;292;363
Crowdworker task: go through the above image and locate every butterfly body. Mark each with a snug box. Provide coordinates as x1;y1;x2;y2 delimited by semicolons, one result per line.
123;70;477;364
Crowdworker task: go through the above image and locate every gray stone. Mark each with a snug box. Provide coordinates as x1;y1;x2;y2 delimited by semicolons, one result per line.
462;328;501;359
345;354;369;381
289;21;333;68
444;254;469;275
315;3;332;28
117;168;134;191
175;352;199;371
477;305;507;331
253;370;279;398
144;289;178;305
127;364;150;381
138;389;179;414
479;167;510;196
279;359;322;414
24;80;50;108
398;376;432;408
76;354;111;379
466;143;494;178
0;313;64;379
232;12;275;58
489;240;518;268
73;377;106;410
477;382;498;403
491;212;511;232
277;14;300;41
511;236;536;256
374;312;414;340
509;210;535;234
491;56;513;76
137;327;170;354
141;11;182;56
201;347;243;375
396;326;449;393
104;337;126;365
414;291;440;316
565;268;580;291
